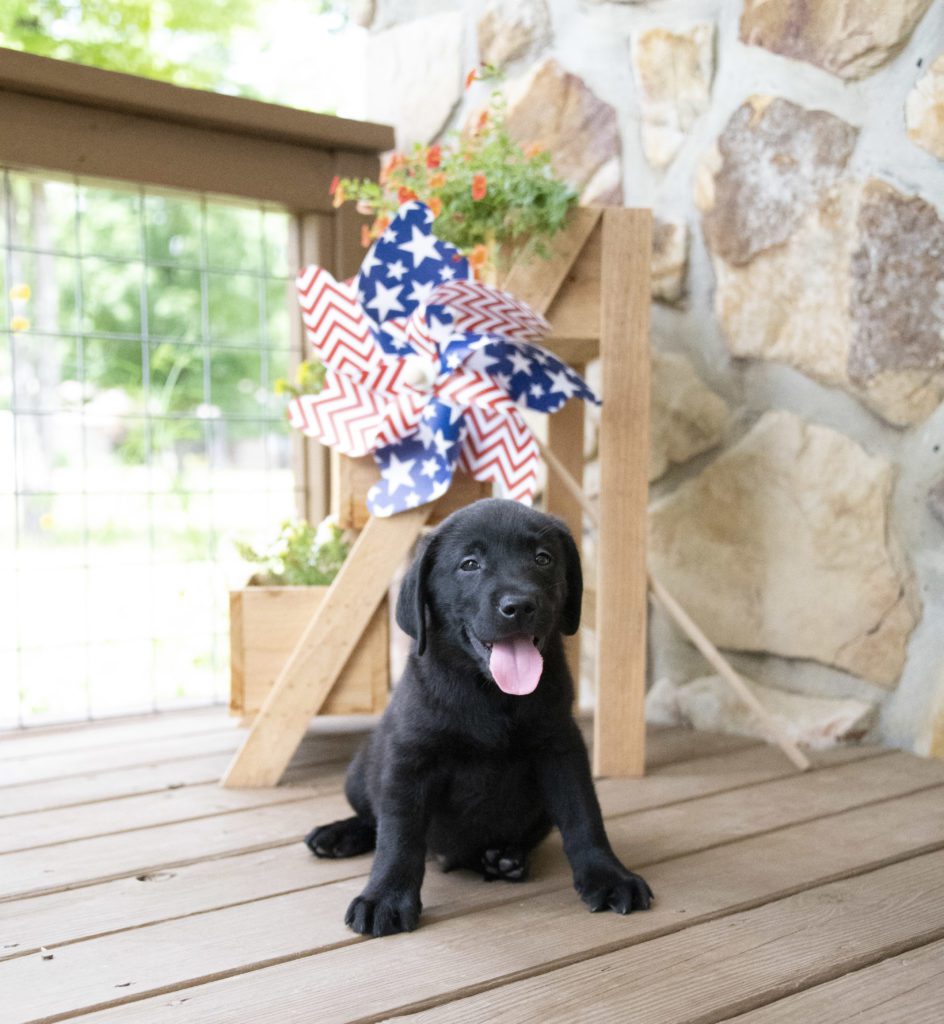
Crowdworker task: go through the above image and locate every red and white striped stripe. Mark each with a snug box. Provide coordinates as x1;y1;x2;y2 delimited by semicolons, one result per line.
432;279;549;342
287;371;385;457
459;404;538;503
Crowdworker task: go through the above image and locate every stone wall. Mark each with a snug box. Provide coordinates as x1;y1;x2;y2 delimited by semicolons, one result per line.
353;0;944;757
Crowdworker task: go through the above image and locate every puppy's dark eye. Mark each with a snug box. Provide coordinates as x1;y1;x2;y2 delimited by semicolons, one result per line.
535;551;552;567
459;557;480;572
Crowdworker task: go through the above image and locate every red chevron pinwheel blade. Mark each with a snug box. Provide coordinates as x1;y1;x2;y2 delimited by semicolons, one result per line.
295;266;385;383
373;390;427;449
459;404;539;504
436;367;517;416
430;278;550;342
287;370;386;457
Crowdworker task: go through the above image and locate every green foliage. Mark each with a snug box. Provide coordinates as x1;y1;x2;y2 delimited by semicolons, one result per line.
0;0;258;91
235;518;350;587
335;90;578;272
274;359;326;399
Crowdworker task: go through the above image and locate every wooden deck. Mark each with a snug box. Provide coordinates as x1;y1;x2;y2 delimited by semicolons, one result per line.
2;710;944;1023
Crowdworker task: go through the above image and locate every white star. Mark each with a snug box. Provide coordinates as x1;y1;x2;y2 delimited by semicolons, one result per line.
399;225;442;268
383;453;416;494
508;350;532;376
432;430;453;458
446;352;461;368
373;502;394;517
547;369;577;399
421;457;439;478
529;383;545;398
366;281;405;321
530;349;548;365
493;372;512;392
448;404;465;425
405;491;421;507
424;207;435;224
382;228;397;244
386;259;407;281
438;265;456;281
421;402;439;421
408;279;436;306
417;419;435;447
359;247;381;278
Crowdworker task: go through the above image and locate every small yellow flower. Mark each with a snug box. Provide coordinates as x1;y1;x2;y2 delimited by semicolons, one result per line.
10;315;30;332
9;283;30;302
39;513;55;531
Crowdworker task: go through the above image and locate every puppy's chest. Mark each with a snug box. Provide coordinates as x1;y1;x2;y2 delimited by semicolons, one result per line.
433;749;538;814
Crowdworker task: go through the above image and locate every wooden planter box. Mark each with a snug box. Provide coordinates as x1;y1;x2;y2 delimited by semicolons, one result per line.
229;587;389;719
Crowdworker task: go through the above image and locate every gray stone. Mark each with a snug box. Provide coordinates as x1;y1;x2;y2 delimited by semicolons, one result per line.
646;675;876;749
477;0;551;69
650;351;728;481
739;0;933;80
648;410;920;687
698;96;858;266
929;479;944;526
651;217;688;303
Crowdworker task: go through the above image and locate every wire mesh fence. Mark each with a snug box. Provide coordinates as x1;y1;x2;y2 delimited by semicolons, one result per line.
1;168;301;727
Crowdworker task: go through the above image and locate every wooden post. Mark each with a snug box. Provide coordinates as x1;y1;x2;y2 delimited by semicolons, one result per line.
222;506;431;787
546;382;586;695
594;208;651;778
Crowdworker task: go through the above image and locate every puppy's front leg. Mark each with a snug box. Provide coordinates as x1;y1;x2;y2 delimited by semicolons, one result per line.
536;727;653;915
345;770;430;938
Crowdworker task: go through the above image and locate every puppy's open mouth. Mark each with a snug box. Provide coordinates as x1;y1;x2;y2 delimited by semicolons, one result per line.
468;631;544;696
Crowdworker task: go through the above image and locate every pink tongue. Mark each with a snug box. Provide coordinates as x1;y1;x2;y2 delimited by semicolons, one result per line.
488;636;543;695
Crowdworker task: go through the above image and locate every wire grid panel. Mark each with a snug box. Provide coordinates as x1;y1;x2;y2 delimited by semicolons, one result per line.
0;168;302;727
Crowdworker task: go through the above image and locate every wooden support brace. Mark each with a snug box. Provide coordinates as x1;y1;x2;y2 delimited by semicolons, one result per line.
222;505;432;787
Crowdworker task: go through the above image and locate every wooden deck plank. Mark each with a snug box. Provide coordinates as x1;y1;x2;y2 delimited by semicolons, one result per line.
55;788;944;1024
388;850;944;1024
0;743;872;955
720;937;944;1024
0;708;234;761
0;729;367;818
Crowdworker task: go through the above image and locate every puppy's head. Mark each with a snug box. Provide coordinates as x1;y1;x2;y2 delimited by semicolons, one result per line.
396;499;582;695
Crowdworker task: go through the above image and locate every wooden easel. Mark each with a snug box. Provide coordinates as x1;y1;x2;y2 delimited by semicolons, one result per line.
222;207;654;787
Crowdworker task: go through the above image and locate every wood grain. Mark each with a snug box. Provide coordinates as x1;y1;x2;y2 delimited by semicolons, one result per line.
594;208;652;778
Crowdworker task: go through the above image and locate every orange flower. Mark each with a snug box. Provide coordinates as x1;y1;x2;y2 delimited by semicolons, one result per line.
476;110;489;133
331;181;346;209
374;215;391;236
428;172;446;189
329;175;340;196
428;196;442;217
380;152;405;185
360;224;371;248
468;244;488;268
471;174;487;201
426;145;442;169
397;186;418;204
465;68;479;90
523;142;543;158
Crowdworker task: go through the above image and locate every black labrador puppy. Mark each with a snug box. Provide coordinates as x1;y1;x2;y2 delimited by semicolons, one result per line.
306;498;652;937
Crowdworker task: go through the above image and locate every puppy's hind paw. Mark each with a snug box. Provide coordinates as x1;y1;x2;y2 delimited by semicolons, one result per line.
304;816;375;859
481;846;529;882
345;890;421;937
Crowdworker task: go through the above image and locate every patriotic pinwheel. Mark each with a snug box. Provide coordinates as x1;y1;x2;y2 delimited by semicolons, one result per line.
288;202;599;517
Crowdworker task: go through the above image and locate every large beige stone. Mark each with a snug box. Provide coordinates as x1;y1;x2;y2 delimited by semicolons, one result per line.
649;410;920;687
651;217;688;303
698;96;858;266
504;59;620;196
650;351;728;481
631;23;714;169
706;175;944;427
739;0;933;80
366;12;463;146
646;675;876;749
477;0;551;69
907;53;944;161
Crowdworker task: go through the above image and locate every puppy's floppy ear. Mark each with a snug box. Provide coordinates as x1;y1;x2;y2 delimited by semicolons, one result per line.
396;534;437;655
557;524;583;635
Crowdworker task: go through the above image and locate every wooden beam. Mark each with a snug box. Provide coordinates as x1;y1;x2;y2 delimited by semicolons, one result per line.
221;506;431;787
594;208;652;778
0;48;394;153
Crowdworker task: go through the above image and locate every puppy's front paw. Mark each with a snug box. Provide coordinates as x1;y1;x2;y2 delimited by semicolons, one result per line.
345;890;421;937
574;860;653;915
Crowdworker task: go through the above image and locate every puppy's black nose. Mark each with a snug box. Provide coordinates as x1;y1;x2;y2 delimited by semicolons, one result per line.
498;593;537;622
